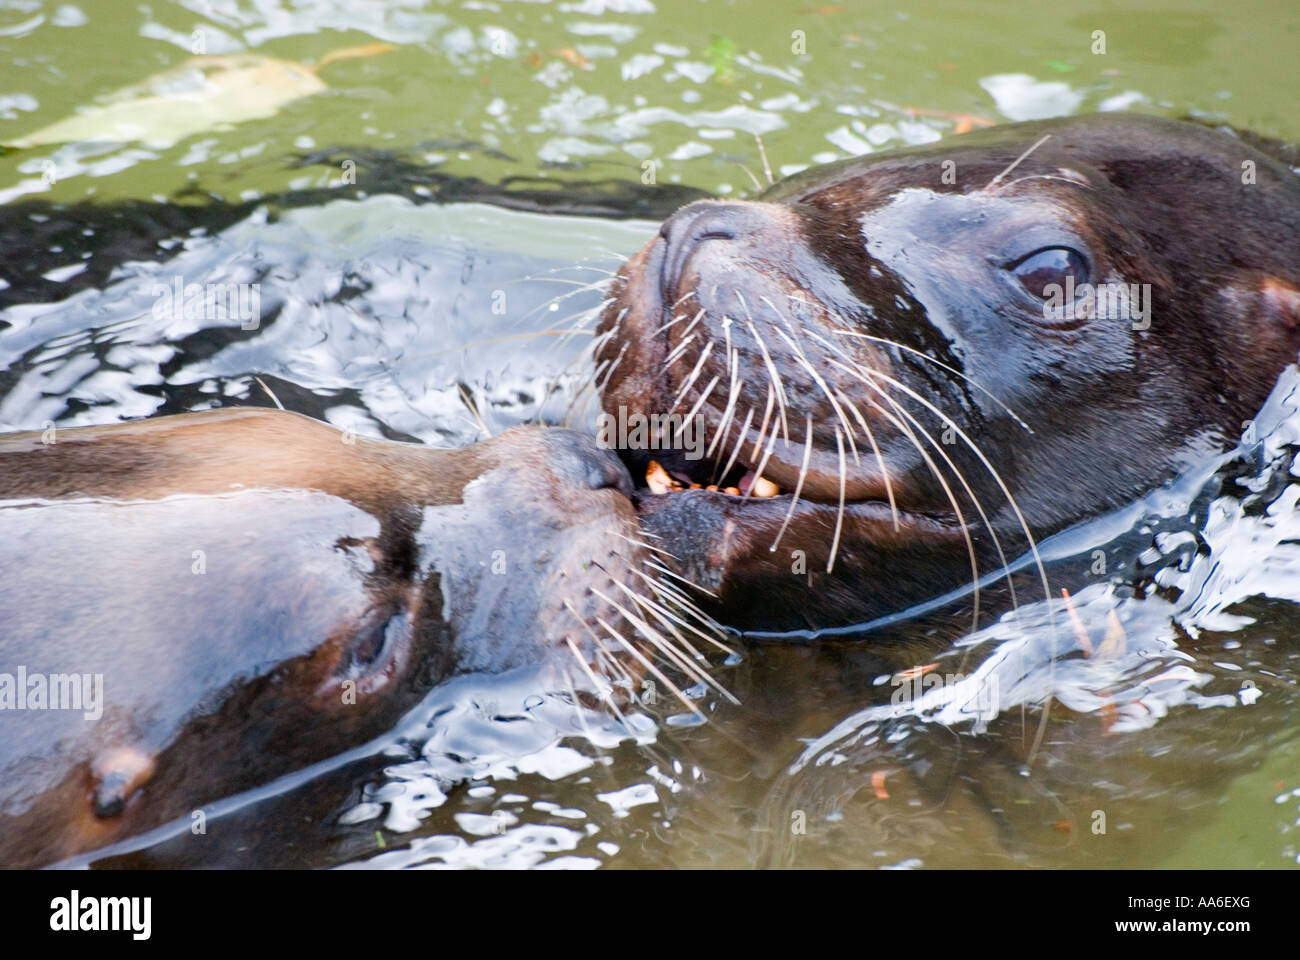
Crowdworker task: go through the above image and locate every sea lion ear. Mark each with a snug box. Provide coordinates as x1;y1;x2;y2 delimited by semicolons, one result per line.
1221;275;1300;354
1259;278;1300;331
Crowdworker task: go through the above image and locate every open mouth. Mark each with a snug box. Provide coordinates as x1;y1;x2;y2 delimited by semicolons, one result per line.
610;413;963;549
642;458;782;498
627;448;907;519
610;428;798;506
612;413;898;510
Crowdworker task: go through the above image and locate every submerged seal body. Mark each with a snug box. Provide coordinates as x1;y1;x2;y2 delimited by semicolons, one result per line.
597;113;1300;631
0;409;709;867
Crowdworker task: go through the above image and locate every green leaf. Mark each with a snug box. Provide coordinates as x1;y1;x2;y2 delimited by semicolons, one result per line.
705;34;737;82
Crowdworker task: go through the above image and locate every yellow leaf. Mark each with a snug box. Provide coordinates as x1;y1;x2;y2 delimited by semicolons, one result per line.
9;44;395;150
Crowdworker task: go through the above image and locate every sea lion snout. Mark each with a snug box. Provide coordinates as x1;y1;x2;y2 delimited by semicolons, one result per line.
652;199;804;310
656;200;783;302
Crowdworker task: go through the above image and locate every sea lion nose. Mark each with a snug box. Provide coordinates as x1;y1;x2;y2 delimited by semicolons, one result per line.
658;201;767;301
545;430;635;498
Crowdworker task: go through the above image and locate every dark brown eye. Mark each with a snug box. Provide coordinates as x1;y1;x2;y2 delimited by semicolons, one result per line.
1011;247;1089;298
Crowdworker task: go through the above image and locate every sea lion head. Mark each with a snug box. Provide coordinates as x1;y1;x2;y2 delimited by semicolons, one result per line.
597;114;1300;631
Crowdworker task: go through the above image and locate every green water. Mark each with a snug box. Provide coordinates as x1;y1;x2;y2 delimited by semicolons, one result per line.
3;0;1296;206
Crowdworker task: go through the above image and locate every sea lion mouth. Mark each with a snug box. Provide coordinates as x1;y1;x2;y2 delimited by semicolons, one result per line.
624;423;909;507
625;448;950;580
621;446;947;545
605;392;959;606
625;446;924;520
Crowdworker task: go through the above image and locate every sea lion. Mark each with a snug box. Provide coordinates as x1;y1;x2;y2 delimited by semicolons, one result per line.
596;113;1300;632
0;408;718;868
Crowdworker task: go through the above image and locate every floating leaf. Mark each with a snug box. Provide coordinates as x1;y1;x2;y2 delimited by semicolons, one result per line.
8;44;395;150
898;105;995;135
704;35;737;83
554;47;594;70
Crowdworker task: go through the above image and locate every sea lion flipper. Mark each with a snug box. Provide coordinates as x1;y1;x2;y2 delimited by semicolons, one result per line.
90;747;156;819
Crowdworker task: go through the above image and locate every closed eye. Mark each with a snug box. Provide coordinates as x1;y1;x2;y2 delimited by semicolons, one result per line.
343;609;406;677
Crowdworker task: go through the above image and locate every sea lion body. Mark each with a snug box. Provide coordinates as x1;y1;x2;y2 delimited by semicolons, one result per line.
0;409;665;867
597;114;1300;631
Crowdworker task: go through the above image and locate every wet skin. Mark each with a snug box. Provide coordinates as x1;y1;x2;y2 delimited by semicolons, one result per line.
0;409;716;868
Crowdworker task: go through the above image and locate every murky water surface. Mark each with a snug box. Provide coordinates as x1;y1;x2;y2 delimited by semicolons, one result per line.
2;0;1298;869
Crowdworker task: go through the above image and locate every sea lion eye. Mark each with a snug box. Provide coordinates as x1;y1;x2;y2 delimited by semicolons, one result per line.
344;612;404;676
1010;247;1089;298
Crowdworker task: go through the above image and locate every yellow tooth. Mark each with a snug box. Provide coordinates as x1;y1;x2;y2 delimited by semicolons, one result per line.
723;486;740;496
646;460;680;494
751;476;780;498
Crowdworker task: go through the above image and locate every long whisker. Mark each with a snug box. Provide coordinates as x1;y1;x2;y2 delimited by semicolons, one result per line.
630;570;734;654
663;332;699;369
668;342;714;414
742;316;791;444
827;427;848;573
611;530;680;562
516;276;614;322
718;405;756;487
531;330;611;426
989;133;1052;188
745;404;784;512
795;315;1029;617
832;386;900;531
818;322;1031;432
676;375;720;440
563;601;632;700
512;263;619;283
736;162;763;192
568;355;622;431
555;355;606;428
379;327;600;372
613;583;739;703
456;382;492;437
645;557;720;599
563;632;626;723
675;305;708;344
827;358;1039;634
706;348;742;462
754;131;775;186
642;576;728;641
751;382;777;462
765;315;861;467
829;365;984;631
769;413;814;549
833;358;1050;614
593;609;705;717
641;564;722;615
604;583;712;672
654;310;693;336
794;319;981;546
